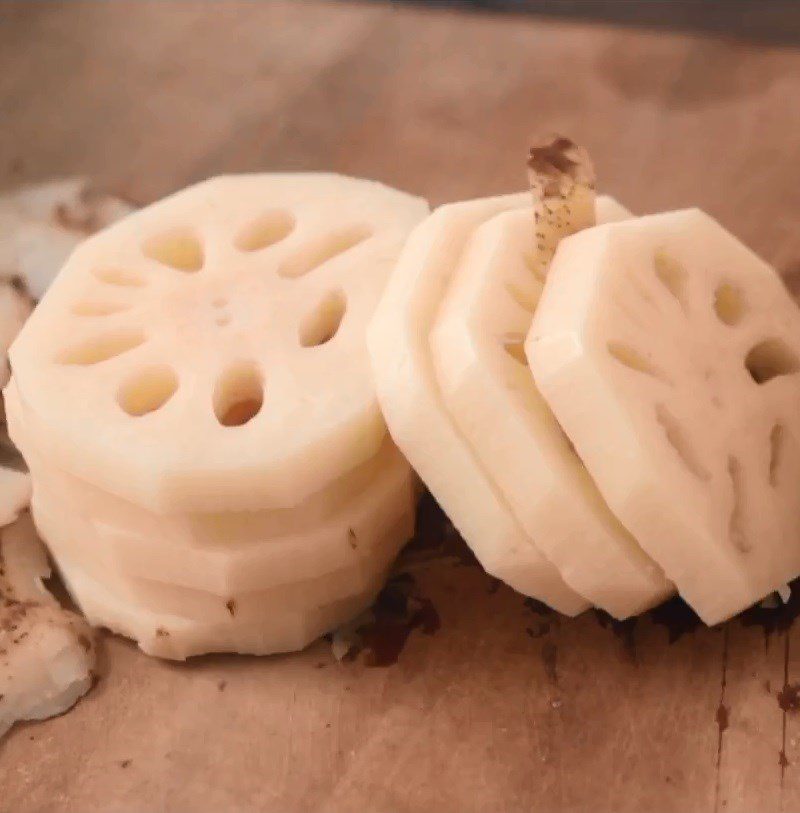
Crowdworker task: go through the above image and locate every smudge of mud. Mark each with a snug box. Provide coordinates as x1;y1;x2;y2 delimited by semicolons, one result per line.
331;573;441;668
594;610;637;663
716;702;730;734
739;580;800;648
526;621;551;640
524;597;555;617
649;596;702;644
400;491;478;569
541;640;558;686
778;683;800;713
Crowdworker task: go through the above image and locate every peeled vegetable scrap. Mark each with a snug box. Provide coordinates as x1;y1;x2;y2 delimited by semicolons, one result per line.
0;179;134;738
0;510;97;739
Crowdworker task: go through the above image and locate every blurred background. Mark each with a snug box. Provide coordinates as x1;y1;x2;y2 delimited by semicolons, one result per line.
2;0;800;275
393;0;800;42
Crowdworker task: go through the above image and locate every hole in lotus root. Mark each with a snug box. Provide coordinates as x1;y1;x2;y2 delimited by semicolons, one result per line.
655;403;710;480
654;250;687;309
235;211;295;252
57;328;146;365
727;455;750;553
118;365;178;416
769;423;785;487
298;290;346;347
72;301;130;316
213;362;264;427
278;225;372;279
92;267;145;287
714;282;745;326
607;341;667;382
143;229;204;272
745;338;800;384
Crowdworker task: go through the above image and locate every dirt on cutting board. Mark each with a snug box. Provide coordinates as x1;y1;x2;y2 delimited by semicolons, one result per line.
2;492;800;813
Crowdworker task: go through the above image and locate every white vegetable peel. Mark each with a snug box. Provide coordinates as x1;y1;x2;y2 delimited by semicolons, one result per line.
0;513;95;738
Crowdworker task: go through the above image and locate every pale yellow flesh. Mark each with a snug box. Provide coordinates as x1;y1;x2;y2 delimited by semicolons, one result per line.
6;379;408;550
56;554;380;661
430;198;672;618
368;193;587;615
528;209;800;624
10;174;429;514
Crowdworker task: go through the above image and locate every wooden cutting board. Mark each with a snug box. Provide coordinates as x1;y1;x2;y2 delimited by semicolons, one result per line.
3;2;800;810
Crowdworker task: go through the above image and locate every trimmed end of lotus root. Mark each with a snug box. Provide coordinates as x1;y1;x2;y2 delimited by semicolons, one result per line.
527;135;596;200
526;135;597;278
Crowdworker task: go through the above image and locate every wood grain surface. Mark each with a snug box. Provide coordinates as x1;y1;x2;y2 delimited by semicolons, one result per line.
2;2;800;811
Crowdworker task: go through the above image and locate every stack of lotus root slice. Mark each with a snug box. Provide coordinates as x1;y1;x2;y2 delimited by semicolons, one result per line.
368;138;800;626
5;174;429;659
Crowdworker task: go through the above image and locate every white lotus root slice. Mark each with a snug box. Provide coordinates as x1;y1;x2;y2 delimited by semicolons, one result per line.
27;441;416;608
9;174;429;513
5;381;416;636
0;513;96;738
32;492;414;647
6;381;407;551
430;198;673;618
368;191;587;615
528;208;800;624
55;554;375;661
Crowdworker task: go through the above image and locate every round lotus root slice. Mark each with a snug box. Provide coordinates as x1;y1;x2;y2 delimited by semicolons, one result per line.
430;199;672;619
9;174;429;513
53;553;377;660
368;192;588;616
28;443;417;600
6;381;409;550
32;486;413;630
528;208;800;624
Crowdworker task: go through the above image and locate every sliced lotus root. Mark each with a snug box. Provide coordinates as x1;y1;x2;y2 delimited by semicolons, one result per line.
368;192;588;615
31;446;415;598
54;554;377;660
6;381;409;550
32;488;412;629
430;199;672;618
9;174;428;512
528;208;800;624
